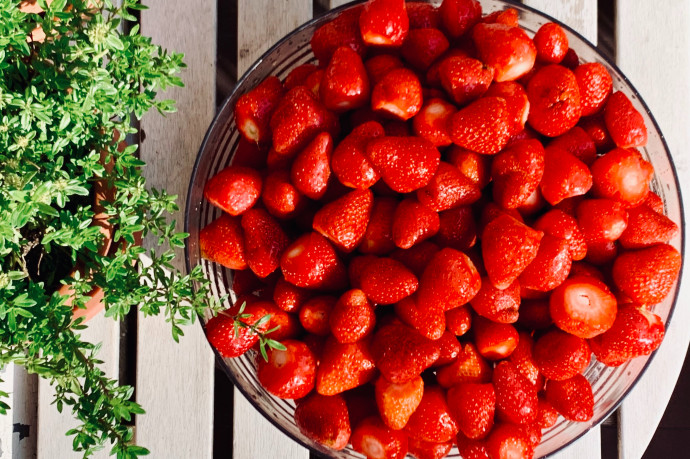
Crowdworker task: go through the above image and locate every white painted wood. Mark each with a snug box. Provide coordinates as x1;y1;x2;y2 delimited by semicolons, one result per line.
136;1;216;458
0;365;37;459
615;2;690;458
553;427;601;459
36;313;119;458
523;0;598;45
316;0;351;10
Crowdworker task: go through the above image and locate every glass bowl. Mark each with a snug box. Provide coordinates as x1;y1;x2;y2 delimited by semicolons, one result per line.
185;1;684;457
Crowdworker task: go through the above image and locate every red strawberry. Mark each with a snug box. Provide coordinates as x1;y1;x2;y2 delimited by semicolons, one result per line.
544;374;593;422
299;295;337;335
439;0;482;38
407;2;442;29
311;7;365;65
330;289;376;343
375;374;425;430
533;209;588;261
576;198;628;243
446;146;491;189
619;204;679;249
540;146;593;205
549;276;618;338
604;91;648;148
204;165;262;216
294;393;351;450
365;54;406;85
408;438;453;459
445;304;473;336
585;240;619;266
426;48;470;88
361;257;419;304
569;261;606;281
589;304;665;366
401;28;450;71
456;434;490;459
536;398;559;429
331;120;384;190
231;136;269;170
470;277;520;323
261;301;302;341
405;386;459;443
491;139;545;209
533;22;568;64
284;64;318;90
205;302;270;358
371;68;424;120
548;126;597;165
435;331;462;366
303;69;325;97
574;62;612;117
612;243;681;304
200;214;247;270
317;336;377;395
256;339;316;399
345;385;379;431
438;56;493;106
448;97;512;155
485;423;534;459
241;208;289;278
234;76;285;144
359;196;398;255
527;65;581;137
482;214;543;290
478;202;524;236
580;112;615;153
590;147;654;207
372;323;440;384
384;120;412;136
291;131;333;200
518;234;572;292
473;23;536;82
483;81;530;134
561;47;580;69
273;277;311;313
412;98;457;147
359;0;409;47
417;248;481;311
436;342;492;388
447;383;496;440
349;254;379;289
493;361;539;424
417;161;482;211
231;271;264;296
395;295;446;341
320;46;370;112
507;331;543;388
366;136;441;193
533;329;591;381
517;299;553;330
313;188;374;252
280;232;347;290
436;206;477;251
474;317;519;360
643;190;665;214
262;169;304;218
392;198;441;249
351;416;409;459
390;240;441;278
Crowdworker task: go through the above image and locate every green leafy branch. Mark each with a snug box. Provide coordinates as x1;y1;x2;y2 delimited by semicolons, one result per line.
222;301;287;361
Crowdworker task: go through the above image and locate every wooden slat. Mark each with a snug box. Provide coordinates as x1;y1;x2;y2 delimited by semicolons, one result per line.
316;0;351;10
554;428;602;459
136;0;216;457
615;2;690;458
36;314;119;458
0;365;37;459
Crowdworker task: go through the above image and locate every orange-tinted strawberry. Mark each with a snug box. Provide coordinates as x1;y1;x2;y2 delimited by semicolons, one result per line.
481;7;519;27
518;234;572;292
482;214;543;290
330;289;376;343
317;336;377;395
395;295;446;341
574;62;612;117
589;304;665;366
372;323;441;383
590;147;654;207
256;339;316;399
507;331;543;388
533;22;568;64
417;248;481;311
619;204;679;249
455;433;490;459
417;161;482;212
294;393;351;450
474;317;519;360
261;169;304;219
491;139;545;209
313;188;374;252
408;437;453;459
438;56;493;106
360;0;409;46
493;361;539;425
548;126;597;165
365;54;406;85
437;342;492;388
280;232;347;290
447;383;496;440
536;398;559;429
331;120;384;190
612;243;681;305
439;0;482;38
544;374;593;422
234;76;285;144
485;423;534;459
533;209;587;261
241;208;289;278
473;23;536;82
549;276;618;338
390;240;441;278
205;302;270;358
392;198;440;249
517;299;552;330
604;91;648;148
299;295;337;335
643;190;665;214
359;197;398;255
290;131;333;200
540;146;593;205
445;304;473;336
375;374;425;430
204;165;262;216
371;68;424;120
412;98;457;147
446;147;489;190
200;214;247;270
470;277;520;323
351;416;409;459
361;257;419;304
435;206;477;251
533;329;591;381
320;46;370;112
576;198;628;243
273;277;311;313
483;81;530;135
366;136;441;193
401;28;450;71
448;96;512;155
527;64;581;137
405;385;459;443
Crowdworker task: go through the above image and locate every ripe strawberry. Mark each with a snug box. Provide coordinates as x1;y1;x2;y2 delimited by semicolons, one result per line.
371;68;424;120
589;304;665;366
574;62;612;117
549;276;618;338
330;289;376;343
548;126;597;165
436;342;492;388
438;56;492;106
485;423;534;459
317;336;377;395
544;374;593;422
527;65;581;137
361;257;419;305
533;22;568;64
290;131;333;200
536;398;559;429
408;437;453;459
446;147;490;189
493;361;539;424
482;214;543;290
435;331;462;366
401;28;450;71
204;165;262;216
579;112;615;153
360;0;409;47
447;383;496;440
231;136;269;170
569;261;606;281
473;23;536;82
261;169;304;218
448;96;512;155
280;232;347;290
478;202;524;236
519;234;572;292
470;277;520;323
481;7;519;27
349;254;379;289
241;208;289;278
390;240;441;278
344;385;378;430
232;270;264;296
284;64;318;90
331;120;384;190
200;214;247;270
533;209;588;261
533;329;591;381
299;295;337;335
540;146;593;205
320;46;370;112
260;301;302;341
517;299;553;330
374;323;441;384
351;416;409;459
365;54;406;85
417;248;481;311
604;91;648;148
619;204;679;249
439;0;481;38
435;206;477;251
426;48;469;88
205;302;270;358
612;243;681;304
303;68;325;97
643;190;665;214
395;295;446;341
455;434;490;459
491;139;545;209
474;317;519;360
294;393;351;450
412;98;457;147
507;331;543;389
273;277;311;313
417;161;482;211
234;76;285;144
392;198;440;249
366;136;440;193
483;81;530;134
311;7;365;65
445;304;473;336
375;374;425;430
256;339;316;399
590;147;654;207
585;240;619;266
358;197;398;255
405;385;459;443
407;2;442;29
576;198;629;243
313;188;374;252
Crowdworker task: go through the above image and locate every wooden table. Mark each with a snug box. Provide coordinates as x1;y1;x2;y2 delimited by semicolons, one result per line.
1;1;689;458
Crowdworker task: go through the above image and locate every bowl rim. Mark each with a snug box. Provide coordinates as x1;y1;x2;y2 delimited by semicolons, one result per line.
184;0;685;457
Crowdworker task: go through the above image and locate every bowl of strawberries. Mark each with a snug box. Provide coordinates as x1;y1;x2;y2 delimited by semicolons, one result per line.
185;0;683;458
